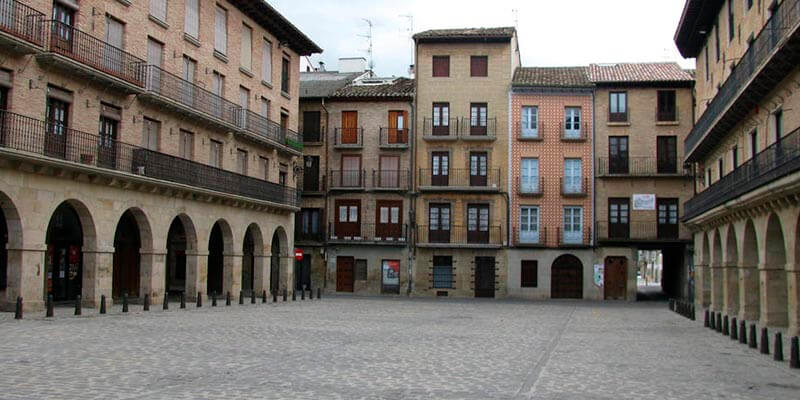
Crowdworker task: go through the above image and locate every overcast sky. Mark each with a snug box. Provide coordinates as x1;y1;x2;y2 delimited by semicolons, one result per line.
270;0;695;77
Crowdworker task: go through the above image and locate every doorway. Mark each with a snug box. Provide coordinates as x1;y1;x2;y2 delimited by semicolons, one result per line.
336;256;354;292
295;256;311;291
474;256;495;298
46;203;83;302
207;222;225;296
551;254;583;299
604;257;627;300
242;227;255;296
165;217;188;296
112;210;140;299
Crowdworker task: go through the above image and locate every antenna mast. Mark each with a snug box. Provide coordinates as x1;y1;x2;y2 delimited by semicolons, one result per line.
400;14;414;74
360;19;375;73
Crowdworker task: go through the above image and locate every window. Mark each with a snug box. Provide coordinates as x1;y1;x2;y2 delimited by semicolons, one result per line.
657;136;677;174
470;56;488;77
150;0;167;23
609;136;629;174
262;39;272;83
563;107;581;139
279;169;287;185
728;0;735;42
520;158;539;193
104;16;125;73
209;139;222;168
212;71;225;96
750;129;758;158
773;108;783;142
355;259;368;281
259;156;269;180
147;37;163;68
376;200;402;239
241;24;252;71
260;97;270;119
432;102;450;135
467;204;489;244
378;156;400;188
657;198;679;239
431;152;449;186
428;203;451;243
519;206;540;244
179;130;194;159
563;159;582;194
657;90;677;122
732;145;739;168
521;261;538;288
281;56;290;94
341;155;361;187
237;149;248;175
521;106;538;138
302;111;321;142
715;18;720;61
239;86;250;110
469;152;488;186
182;56;196;82
718;158;724;180
335;200;360;238
706;168;712;186
563;207;583;244
214;5;227;55
608;198;630;239
432;56;449;77
142;117;160;150
184;0;199;39
469;103;488;135
299;208;321;235
609;92;627;122
432;256;453;289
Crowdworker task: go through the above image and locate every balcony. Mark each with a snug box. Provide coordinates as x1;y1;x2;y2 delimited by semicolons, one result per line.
241;110;303;154
422;117;458;140
515;121;544;142
608;110;629;124
0;110;300;208
596;221;684;243
379;127;409;149
418;168;501;192
459;117;497;141
684;126;800;221
371;170;410;191
328;169;366;191
685;0;800;161
140;65;241;132
416;225;503;248
301;128;324;145
295;229;326;244
597;157;691;178
512;226;547;248
556;226;592;248
560;122;589;142
328;223;408;246
300;172;326;195
517;176;544;197
560;177;588;197
333;128;363;149
38;20;146;93
0;0;45;53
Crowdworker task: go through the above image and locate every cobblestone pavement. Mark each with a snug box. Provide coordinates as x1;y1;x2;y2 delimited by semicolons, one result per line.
1;297;799;399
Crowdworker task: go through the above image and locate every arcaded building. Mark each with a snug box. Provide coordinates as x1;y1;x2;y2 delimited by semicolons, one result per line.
675;0;800;334
0;0;320;311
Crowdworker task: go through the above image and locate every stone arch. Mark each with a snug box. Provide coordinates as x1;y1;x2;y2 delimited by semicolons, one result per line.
45;199;97;303
166;213;198;298
763;213;788;327
112;208;153;299
711;229;724;311
0;190;23;306
741;219;760;321
242;223;265;296
270;226;289;294
699;232;711;307
551;254;583;299
724;225;739;315
207;219;234;297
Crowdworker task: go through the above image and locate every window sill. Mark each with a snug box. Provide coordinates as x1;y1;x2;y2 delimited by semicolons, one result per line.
116;0;131;6
281;91;291;100
656;121;680;126
148;15;169;30
213;50;229;64
239;67;254;78
183;33;200;48
261;80;273;89
607;121;631;127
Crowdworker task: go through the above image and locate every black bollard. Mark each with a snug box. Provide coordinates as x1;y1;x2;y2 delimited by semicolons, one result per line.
163;292;169;310
223;291;229;306
251;290;256;304
749;324;757;349
739;320;748;344
196;292;202;308
213;292;219;307
283;288;287;302
122;293;129;313
180;292;186;309
774;332;783;361
723;316;729;335
301;286;305;300
239;291;244;305
310;287;314;300
14;296;22;320
704;309;710;327
691;305;695;321
262;290;267;304
317;287;321;300
99;295;106;315
143;295;150;311
760;328;770;355
273;290;278;303
74;295;81;316
716;313;722;333
731;318;738;340
292;289;296;301
790;337;799;369
47;295;54;318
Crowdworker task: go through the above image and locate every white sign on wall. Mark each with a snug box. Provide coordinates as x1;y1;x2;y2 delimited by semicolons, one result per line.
632;194;656;210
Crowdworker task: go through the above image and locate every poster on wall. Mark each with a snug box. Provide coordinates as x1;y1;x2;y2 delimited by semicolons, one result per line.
632;194;656;210
381;260;400;294
593;264;604;288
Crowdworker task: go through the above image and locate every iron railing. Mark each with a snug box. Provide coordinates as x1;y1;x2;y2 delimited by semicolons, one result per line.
556;226;592;247
241;109;302;151
609;109;629;123
45;20;146;87
417;225;502;246
597;157;689;177
0;110;299;207
560;177;588;196
372;170;410;190
0;0;45;46
294;228;326;243
685;0;800;157
379;127;409;147
300;172;326;192
328;222;408;243
512;226;547;247
422;117;458;138
595;221;681;241
333;128;363;147
517;176;544;196
328;169;366;189
684;127;800;220
302;127;324;143
459;117;497;138
560;122;589;141
516;121;544;141
418;168;502;189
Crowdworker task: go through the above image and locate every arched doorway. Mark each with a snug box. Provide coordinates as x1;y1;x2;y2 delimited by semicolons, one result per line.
764;213;788;327
113;210;141;298
207;222;226;297
270;227;287;295
0;207;7;293
551;254;583;299
724;226;739;315
242;224;265;296
742;219;760;320
166;215;197;296
46;203;84;302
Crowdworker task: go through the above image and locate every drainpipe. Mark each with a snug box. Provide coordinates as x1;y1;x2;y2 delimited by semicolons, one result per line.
505;89;512;247
408;97;415;296
321;97;330;289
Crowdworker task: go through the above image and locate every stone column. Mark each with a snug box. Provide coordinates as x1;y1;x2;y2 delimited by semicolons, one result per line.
223;251;242;298
787;267;800;336
186;250;206;301
139;247;166;302
83;246;114;308
723;262;739;316
759;263;789;328
2;246;46;312
739;263;760;321
253;254;268;295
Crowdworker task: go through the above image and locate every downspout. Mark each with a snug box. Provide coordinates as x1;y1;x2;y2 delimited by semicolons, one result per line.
591;88;596;249
321;97;330;289
506;88;512;247
408;96;415;296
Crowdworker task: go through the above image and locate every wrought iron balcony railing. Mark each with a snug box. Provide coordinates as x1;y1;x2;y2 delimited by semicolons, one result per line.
422;117;459;139
685;0;800;159
333;128;363;148
556;226;592;247
300;172;326;193
684;126;800;221
241;109;302;152
329;169;366;189
517;176;544;197
379;127;409;148
371;170;410;190
595;221;681;242
560;177;588;197
0;0;45;47
512;226;547;247
417;225;502;246
0;110;299;207
294;229;326;243
44;20;146;87
418;168;502;190
328;223;408;244
515;121;544;141
459;117;497;139
560;122;589;142
597;157;689;177
609;110;629;123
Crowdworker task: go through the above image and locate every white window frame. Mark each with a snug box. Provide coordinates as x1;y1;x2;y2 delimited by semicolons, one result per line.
564;107;581;138
563;207;583;244
520;158;539;193
519;206;540;244
563;159;582;194
521;106;538;138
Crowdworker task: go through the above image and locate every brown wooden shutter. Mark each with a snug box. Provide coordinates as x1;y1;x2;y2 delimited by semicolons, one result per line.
470;56;487;77
521;260;538;287
432;56;449;77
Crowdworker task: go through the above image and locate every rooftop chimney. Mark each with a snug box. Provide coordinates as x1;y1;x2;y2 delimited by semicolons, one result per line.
408;64;415;79
318;61;326;72
338;57;367;73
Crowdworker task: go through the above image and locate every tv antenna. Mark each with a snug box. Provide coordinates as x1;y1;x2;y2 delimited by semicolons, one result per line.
360;19;375;73
512;9;518;29
400;14;414;72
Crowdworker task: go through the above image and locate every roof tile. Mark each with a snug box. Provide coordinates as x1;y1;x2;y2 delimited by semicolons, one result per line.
512;67;592;88
588;62;694;83
332;78;415;99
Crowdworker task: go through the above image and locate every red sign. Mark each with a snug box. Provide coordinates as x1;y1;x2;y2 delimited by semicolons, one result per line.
294;248;303;261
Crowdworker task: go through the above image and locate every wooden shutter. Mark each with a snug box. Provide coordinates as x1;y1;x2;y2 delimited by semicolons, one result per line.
521;261;538;288
470;56;488;77
241;24;252;70
432;56;449;77
214;6;227;54
262;40;272;83
150;0;167;22
147;39;163;67
184;0;199;38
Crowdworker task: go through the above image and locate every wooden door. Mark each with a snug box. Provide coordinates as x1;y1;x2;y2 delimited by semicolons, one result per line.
303;111;321;142
388;111;407;144
657;198;679;239
376;200;402;240
657;136;677;174
51;3;74;53
45;98;68;159
551;255;583;299
432;103;449;135
469;152;488;186
428;203;450;243
608;198;630;239
341;111;358;143
303;156;320;191
604;257;627;300
335;200;360;238
470;103;487;135
474;257;495;298
467;204;489;244
431;152;449;186
104;16;124;75
379;156;399;188
609;136;629;174
98;116;118;169
336;256;354;292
